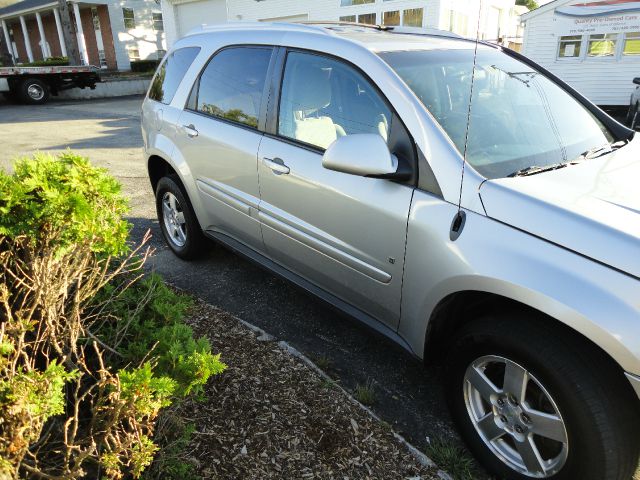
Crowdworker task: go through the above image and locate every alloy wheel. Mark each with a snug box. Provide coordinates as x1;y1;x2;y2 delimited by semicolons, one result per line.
463;355;568;478
162;191;187;247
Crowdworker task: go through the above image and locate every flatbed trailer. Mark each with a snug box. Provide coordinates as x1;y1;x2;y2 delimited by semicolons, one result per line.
0;64;101;105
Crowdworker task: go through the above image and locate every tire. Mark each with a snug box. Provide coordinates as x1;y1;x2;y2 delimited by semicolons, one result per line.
18;77;50;105
631;104;639;131
445;312;640;480
155;175;206;260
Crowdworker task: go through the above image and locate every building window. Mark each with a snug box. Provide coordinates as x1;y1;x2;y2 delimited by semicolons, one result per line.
358;13;376;25
339;15;356;22
403;8;423;27
623;32;640;55
127;46;140;61
123;8;135;29
557;35;582;58
587;33;617;57
153;12;164;32
447;10;468;36
340;0;374;5
382;11;400;26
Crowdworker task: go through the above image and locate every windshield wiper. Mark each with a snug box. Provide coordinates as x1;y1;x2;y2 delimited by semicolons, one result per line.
508;163;568;177
580;140;628;161
508;140;629;178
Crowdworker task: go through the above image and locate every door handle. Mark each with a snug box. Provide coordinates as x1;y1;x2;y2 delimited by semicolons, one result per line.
183;124;198;138
262;157;290;175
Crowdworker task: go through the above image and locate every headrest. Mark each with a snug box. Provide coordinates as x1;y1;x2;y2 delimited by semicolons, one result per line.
289;62;332;113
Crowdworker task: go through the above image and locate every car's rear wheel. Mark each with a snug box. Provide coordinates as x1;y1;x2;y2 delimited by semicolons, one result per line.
445;313;640;480
155;175;206;260
18;77;50;105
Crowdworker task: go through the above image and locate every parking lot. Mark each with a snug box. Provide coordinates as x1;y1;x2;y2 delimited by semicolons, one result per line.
0;95;459;453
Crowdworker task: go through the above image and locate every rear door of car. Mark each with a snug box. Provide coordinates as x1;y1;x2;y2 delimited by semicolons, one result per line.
257;49;417;330
173;45;275;252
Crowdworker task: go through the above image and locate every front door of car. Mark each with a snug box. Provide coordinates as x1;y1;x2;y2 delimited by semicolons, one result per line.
257;50;415;329
174;46;274;252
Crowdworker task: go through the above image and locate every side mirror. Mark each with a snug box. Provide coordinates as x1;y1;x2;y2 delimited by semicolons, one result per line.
634;77;640;86
322;134;399;178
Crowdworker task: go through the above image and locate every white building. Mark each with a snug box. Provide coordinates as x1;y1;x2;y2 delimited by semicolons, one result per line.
161;0;518;50
522;0;640;106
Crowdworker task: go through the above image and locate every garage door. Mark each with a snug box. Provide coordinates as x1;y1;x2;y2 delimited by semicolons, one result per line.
259;14;309;23
176;0;227;38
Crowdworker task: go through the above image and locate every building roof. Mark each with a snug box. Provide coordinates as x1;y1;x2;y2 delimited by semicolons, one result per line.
520;0;565;21
0;0;57;18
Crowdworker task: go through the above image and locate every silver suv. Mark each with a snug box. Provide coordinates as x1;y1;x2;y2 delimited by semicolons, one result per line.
142;23;640;480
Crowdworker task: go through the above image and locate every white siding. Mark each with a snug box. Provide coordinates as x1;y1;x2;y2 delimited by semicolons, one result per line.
522;0;640;106
110;0;167;70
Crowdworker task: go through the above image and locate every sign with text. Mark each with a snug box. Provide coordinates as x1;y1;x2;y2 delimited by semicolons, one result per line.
552;0;640;35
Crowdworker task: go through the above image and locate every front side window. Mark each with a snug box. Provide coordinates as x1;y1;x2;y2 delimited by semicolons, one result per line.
122;8;135;29
148;47;200;104
587;33;617;57
380;48;614;179
558;35;582;58
194;47;272;129
278;51;392;150
623;32;640;55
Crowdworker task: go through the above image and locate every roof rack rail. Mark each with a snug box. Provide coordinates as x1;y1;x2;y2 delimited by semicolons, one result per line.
300;20;393;31
185;21;333;37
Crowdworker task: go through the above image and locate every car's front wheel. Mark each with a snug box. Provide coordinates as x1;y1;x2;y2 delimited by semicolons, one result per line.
446;313;640;480
155;175;206;260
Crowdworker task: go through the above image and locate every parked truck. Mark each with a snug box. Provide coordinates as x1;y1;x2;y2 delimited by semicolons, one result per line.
0;64;100;105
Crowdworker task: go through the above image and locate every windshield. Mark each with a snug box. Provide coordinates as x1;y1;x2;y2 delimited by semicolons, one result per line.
379;47;614;179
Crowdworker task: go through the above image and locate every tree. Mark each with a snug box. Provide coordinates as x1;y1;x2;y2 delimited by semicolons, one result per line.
516;0;539;10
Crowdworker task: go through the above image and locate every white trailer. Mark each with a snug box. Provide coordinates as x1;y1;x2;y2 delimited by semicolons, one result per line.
0;65;100;105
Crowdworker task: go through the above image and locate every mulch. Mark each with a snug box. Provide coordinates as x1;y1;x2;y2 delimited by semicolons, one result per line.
176;300;442;479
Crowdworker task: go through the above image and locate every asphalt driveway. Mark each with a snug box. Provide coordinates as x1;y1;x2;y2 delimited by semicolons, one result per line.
0;96;459;455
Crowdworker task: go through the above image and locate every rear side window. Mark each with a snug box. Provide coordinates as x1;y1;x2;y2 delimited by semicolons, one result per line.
193;47;273;129
148;47;200;105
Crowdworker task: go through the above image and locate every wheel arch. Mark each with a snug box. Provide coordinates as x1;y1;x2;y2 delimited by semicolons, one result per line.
423;289;639;405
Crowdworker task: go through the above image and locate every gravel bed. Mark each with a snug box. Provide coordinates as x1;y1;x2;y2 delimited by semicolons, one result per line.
178;300;443;479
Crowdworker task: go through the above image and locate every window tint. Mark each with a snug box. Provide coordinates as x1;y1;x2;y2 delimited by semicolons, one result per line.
278;52;392;150
148;47;200;105
195;47;272;129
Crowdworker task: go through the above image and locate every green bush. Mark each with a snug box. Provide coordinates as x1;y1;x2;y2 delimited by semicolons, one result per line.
130;59;160;73
0;151;129;256
0;151;225;479
21;56;70;67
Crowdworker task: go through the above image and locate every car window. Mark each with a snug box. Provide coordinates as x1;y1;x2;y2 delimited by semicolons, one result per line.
380;48;614;179
278;51;392;150
148;47;200;105
194;47;273;129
